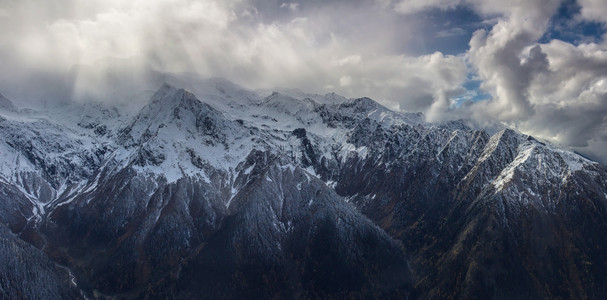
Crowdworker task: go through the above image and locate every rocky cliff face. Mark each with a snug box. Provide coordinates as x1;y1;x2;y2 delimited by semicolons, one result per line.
0;80;606;299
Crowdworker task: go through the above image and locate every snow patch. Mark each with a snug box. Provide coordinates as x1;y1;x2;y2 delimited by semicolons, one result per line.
339;143;369;162
556;149;589;173
492;143;535;191
304;166;319;179
326;180;337;189
243;163;255;175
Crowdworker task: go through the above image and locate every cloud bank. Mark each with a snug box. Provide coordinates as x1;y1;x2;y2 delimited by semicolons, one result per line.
1;0;607;163
394;0;607;162
0;0;463;108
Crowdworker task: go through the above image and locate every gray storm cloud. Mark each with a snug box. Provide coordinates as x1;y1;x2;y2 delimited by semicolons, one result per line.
1;0;607;163
0;0;462;107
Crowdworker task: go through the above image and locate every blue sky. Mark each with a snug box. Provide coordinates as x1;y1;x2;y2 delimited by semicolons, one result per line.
417;0;605;55
414;0;606;107
540;0;605;45
1;0;607;162
406;6;491;55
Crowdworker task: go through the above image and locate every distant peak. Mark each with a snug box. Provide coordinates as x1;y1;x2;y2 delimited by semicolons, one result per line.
340;97;380;112
149;83;189;104
155;82;178;95
439;119;470;131
160;82;174;90
265;91;297;102
0;92;17;111
322;92;348;104
498;127;519;137
208;77;243;89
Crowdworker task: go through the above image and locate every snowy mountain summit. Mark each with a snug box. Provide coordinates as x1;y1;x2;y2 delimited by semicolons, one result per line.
0;79;606;299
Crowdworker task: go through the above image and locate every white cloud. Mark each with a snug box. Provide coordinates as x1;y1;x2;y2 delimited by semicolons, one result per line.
516;40;607;152
327;51;467;115
330;54;362;67
394;0;607;162
394;0;462;14
436;27;467;38
339;75;352;86
578;0;607;23
457;0;607;163
280;2;300;12
0;0;465;116
445;0;560;122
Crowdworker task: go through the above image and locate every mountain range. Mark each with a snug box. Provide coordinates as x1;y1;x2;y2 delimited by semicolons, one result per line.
0;79;606;299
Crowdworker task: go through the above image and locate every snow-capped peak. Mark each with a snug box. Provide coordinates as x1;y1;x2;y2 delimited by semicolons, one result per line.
120;84;227;145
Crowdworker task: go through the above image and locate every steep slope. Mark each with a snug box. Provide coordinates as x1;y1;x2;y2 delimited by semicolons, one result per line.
0;79;606;299
37;85;413;298
0;101;113;251
322;121;607;299
172;151;411;299
0;224;81;299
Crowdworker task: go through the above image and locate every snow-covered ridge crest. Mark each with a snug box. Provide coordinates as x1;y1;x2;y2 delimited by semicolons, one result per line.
491;135;595;193
110;82;426;185
0;78;603;223
115;83;255;183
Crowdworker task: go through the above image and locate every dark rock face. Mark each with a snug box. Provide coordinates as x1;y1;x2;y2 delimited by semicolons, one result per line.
326;124;607;299
0;224;81;299
172;156;412;299
40;151;412;299
0;82;606;299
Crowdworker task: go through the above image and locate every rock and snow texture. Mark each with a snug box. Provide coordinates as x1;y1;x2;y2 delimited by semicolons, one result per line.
0;79;605;299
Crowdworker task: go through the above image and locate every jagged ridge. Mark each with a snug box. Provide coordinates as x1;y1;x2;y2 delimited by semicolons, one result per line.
0;79;605;299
